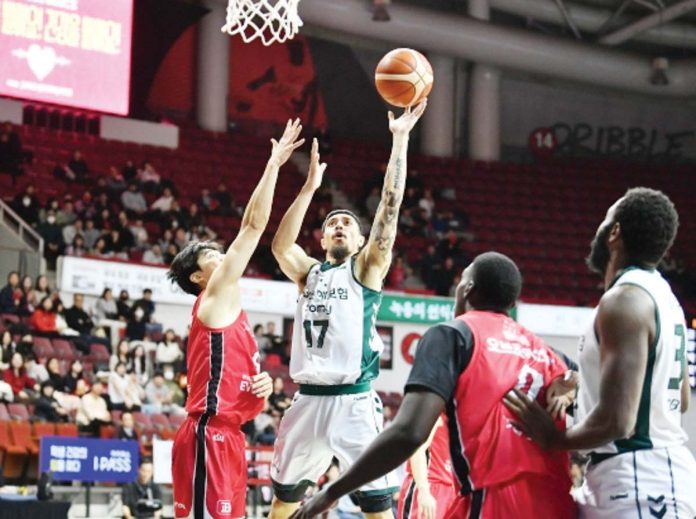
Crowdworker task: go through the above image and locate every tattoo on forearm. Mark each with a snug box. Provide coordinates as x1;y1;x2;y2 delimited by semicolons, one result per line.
371;219;394;256
368;154;404;260
394;157;403;191
384;190;398;212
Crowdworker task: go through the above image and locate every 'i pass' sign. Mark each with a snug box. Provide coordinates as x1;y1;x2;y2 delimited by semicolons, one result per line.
40;436;139;483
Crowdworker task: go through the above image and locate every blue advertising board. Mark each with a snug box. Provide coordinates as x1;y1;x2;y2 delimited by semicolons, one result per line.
39;436;139;483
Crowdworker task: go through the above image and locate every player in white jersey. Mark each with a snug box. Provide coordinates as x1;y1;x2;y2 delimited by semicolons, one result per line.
505;187;696;519
269;100;427;519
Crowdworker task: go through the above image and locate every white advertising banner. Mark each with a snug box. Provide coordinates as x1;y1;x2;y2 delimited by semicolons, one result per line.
516;302;594;338
57;256;299;315
152;438;173;484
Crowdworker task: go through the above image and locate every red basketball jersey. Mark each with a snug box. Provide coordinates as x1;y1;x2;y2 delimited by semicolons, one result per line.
407;415;454;486
449;311;570;493
185;293;264;423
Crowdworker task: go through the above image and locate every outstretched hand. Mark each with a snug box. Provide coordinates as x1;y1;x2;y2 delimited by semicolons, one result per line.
304;138;327;192
270;118;305;166
289;488;336;519
388;99;428;136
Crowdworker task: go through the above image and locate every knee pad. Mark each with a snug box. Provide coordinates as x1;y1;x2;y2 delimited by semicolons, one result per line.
356;491;393;513
271;479;312;503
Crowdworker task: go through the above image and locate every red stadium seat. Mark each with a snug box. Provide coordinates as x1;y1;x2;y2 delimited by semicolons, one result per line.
133;412;155;435
55;423;78;437
9;422;38;455
0;421;28;480
52;339;77;361
32;336;55;359
149;413;171;433
168;414;186;429
111;410;123;427
88;343;110;363
100;425;117;439
32;422;56;452
0;314;19;325
7;404;29;421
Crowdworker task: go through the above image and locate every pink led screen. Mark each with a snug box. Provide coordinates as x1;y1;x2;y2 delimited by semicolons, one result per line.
0;0;133;114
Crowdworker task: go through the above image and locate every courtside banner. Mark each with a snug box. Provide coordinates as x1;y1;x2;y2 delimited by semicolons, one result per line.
39;437;139;483
379;294;454;324
57;256;299;311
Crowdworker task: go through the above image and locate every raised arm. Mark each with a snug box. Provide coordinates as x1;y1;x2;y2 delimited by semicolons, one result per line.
271;138;325;287
356;101;427;291
206;119;304;299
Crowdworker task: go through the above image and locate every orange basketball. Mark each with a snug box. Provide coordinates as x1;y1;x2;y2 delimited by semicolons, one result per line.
375;48;434;108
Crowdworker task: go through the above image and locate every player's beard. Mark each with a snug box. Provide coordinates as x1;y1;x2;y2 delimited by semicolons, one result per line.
330;244;351;263
586;224;611;275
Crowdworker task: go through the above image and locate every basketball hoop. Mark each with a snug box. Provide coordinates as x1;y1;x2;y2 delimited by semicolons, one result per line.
221;0;303;46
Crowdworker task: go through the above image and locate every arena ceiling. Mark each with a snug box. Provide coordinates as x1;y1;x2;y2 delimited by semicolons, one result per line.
401;0;696;57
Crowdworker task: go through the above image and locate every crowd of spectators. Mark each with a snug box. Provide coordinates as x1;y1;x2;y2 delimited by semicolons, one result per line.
10;145;223;272
0;267;190;454
0;266;303;463
3;119;477;299
359;164;474;296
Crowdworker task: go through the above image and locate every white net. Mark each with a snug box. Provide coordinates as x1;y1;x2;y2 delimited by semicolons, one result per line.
221;0;303;46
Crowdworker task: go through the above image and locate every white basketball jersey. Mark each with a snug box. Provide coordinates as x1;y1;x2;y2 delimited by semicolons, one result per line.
576;267;689;455
290;257;384;386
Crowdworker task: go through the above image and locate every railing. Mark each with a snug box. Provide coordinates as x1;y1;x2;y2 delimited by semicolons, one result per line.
0;198;43;256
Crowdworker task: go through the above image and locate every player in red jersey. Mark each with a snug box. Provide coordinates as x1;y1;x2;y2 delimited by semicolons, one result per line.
397;415;456;519
166;119;304;519
291;252;578;519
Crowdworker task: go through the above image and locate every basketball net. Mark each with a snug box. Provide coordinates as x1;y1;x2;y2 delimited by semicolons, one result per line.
221;0;303;46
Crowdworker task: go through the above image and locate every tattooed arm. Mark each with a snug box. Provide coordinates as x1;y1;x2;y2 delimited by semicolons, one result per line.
356;101;428;291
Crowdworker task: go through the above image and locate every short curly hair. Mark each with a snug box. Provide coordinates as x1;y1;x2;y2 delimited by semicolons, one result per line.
470;251;522;311
166;241;222;296
613;187;679;266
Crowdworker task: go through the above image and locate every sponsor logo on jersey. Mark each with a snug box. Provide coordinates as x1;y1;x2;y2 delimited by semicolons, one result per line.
174;502;187;509
609;493;629;501
306;303;333;315
486;337;554;364
217;500;232;515
502;320;531;346
213;433;224;442
240;374;252;392
648;494;666;518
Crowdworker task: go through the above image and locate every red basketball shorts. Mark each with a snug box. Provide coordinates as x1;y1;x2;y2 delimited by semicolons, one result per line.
172;414;247;519
443;473;577;519
398;475;457;519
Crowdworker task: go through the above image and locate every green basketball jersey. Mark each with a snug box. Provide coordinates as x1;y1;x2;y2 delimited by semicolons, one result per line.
289;256;383;386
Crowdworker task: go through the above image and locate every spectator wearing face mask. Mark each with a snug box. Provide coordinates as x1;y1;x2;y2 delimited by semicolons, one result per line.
12;186;40;226
37;210;65;270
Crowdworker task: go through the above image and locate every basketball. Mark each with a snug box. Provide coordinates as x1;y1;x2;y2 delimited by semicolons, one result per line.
374;48;434;108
